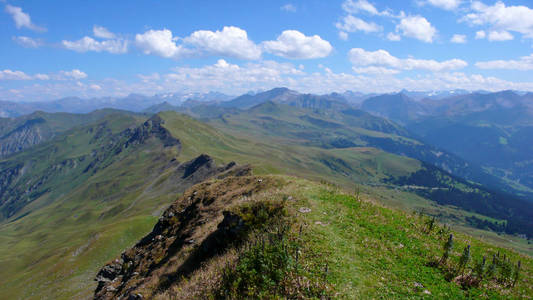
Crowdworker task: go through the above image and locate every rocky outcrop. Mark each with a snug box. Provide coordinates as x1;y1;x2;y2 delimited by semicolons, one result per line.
93;173;273;300
0;118;51;157
85;115;180;174
0;116;182;221
123;115;180;149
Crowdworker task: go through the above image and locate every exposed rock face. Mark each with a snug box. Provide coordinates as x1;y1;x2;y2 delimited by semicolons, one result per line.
123;115;180;149
93;173;273;300
0;115;181;221
0;118;51;157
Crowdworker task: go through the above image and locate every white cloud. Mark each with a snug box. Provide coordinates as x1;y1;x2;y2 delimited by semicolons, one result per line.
342;0;381;15
475;30;486;39
0;69;86;81
396;15;437;43
450;34;466;43
352;66;399;75
463;1;533;39
336;15;382;33
136;27;261;60
163;59;305;92
90;84;102;91
59;69;87;80
7;67;533;102
281;4;296;12
62;36;128;54
135;29;185;58
473;29;513;42
424;0;461;11
34;73;50;80
262;30;332;59
135;27;333;61
487;30;513;41
4;4;46;32
0;70;32;80
12;36;43;48
184;26;262;60
339;31;349;40
93;25;116;39
476;53;533;70
348;48;467;72
387;32;401;41
138;73;161;83
5;62;533;102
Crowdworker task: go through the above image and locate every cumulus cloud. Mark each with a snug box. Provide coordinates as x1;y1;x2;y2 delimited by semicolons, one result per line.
136;27;261;60
281;4;296;12
396;15;437;43
34;73;50;80
423;0;461;11
339;31;349;40
475;30;486;39
450;34;466;43
13;36;43;48
487;30;514;41
341;0;391;16
4;4;46;32
138;73;161;83
352;66;399;75
0;70;32;80
476;53;533;71
262;30;333;59
336;15;382;33
348;48;467;72
6;64;533;102
93;25;116;39
463;1;533;39
135;29;185;58
90;84;102;91
474;29;514;41
163;59;304;92
184;26;262;60
0;69;87;81
59;69;88;80
387;32;401;41
62;36;128;54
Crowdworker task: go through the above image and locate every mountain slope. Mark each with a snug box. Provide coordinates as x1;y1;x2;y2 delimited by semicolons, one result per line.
361;93;429;124
95;174;533;299
0;113;248;299
0;109;138;158
359;91;533;195
207;101;531;212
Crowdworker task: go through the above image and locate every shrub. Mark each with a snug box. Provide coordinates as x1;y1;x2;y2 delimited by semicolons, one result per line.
473;256;486;280
216;228;331;299
458;245;471;275
440;234;453;265
513;261;521;287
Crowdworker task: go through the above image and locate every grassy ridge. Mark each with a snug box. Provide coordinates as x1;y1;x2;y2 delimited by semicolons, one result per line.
286;177;532;298
146;175;532;299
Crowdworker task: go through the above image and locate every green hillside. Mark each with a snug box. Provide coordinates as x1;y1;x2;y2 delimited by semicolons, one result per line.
94;174;533;299
0;110;531;299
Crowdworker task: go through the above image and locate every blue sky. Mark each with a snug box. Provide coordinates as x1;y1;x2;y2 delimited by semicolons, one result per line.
1;0;533;101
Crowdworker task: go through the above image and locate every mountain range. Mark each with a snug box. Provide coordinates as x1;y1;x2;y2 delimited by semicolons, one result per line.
1;88;533;298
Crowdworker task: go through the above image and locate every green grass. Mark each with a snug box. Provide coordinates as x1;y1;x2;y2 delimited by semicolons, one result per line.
278;178;533;298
